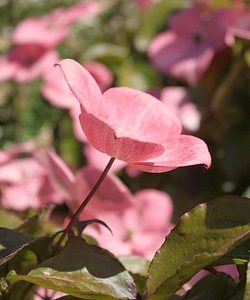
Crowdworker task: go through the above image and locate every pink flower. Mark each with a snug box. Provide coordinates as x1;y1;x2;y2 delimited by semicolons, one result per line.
0;1;102;83
151;87;201;132
85;189;174;260
0;157;48;210
36;148;133;219
225;3;250;46
148;6;232;83
84;143;127;173
135;0;160;10
0;45;58;83
12;1;102;48
34;287;65;300
56;59;211;173
0;145;63;210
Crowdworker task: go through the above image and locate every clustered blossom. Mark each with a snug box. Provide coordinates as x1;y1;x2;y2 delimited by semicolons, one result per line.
148;4;232;83
0;145;175;259
0;0;216;262
0;0;101;83
148;2;250;83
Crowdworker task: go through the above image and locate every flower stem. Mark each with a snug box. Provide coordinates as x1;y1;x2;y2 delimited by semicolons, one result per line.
52;157;116;254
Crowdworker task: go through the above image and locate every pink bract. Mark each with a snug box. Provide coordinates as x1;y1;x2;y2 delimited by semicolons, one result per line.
148;6;232;83
153;87;201;132
12;1;102;48
84;188;174;259
41;60;113;142
225;4;250;46
36;148;133;218
0;157;56;210
56;59;211;173
0;45;59;83
135;0;160;10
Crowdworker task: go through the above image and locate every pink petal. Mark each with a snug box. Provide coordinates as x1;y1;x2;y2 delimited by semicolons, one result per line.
103;87;182;140
149;31;215;83
83;61;113;91
83;143;127;173
55;59;103;114
79;112;165;162
72;166;134;217
35;148;75;201
133;189;173;230
129;135;211;172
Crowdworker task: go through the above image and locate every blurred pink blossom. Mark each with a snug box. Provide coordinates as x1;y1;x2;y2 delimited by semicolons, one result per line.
225;3;250;46
0;157;61;210
148;5;232;83
34;287;65;300
12;1;102;47
0;45;59;83
151;87;201;132
36;148;133;219
135;0;160;10
0;145;64;210
56;59;211;173
84;143;127;173
0;1;101;83
85;189;174;260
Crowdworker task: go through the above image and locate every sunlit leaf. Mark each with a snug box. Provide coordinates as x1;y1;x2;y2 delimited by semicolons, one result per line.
7;236;137;300
147;196;250;299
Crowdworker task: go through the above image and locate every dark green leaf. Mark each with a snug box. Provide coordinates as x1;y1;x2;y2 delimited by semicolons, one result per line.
183;272;236;300
7;236;137;299
0;228;31;264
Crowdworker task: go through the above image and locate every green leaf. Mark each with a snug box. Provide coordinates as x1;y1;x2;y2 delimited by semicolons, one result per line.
244;260;250;299
7;236;137;300
0;210;22;229
183;272;236;300
0;228;50;268
15;206;53;238
119;255;150;294
116;60;161;91
147;196;250;300
0;228;31;265
134;0;184;51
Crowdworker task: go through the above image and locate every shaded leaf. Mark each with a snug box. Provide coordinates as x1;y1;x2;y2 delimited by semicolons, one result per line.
244;260;250;299
0;228;31;264
7;236;137;300
76;219;112;236
0;229;50;268
0;210;22;229
183;272;236;300
147;196;250;299
15;206;53;238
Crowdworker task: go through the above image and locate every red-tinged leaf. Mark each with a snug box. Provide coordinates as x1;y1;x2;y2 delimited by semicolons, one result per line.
146;196;250;300
7;235;137;300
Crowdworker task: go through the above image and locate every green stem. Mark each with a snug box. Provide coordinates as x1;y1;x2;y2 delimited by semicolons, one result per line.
52;156;116;254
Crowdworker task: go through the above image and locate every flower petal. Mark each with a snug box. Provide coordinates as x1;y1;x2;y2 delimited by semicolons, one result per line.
103;87;182;142
129;135;211;172
79;113;165;162
55;58;103;114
